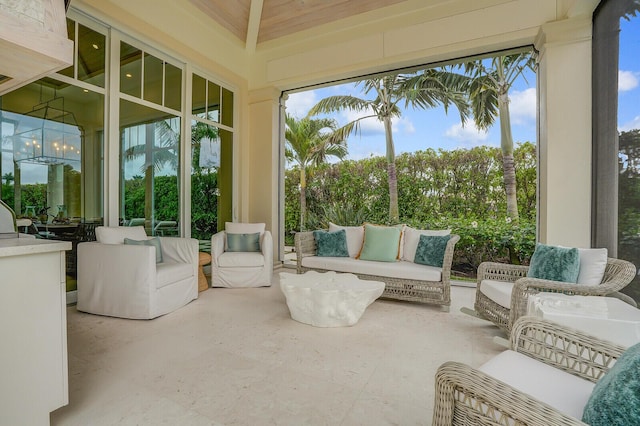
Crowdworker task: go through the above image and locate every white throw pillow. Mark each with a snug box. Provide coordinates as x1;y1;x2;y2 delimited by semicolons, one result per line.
329;222;364;258
96;226;147;244
576;248;608;285
402;226;451;262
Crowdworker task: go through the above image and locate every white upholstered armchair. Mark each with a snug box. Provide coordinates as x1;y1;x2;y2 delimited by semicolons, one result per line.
77;226;198;319
211;222;273;287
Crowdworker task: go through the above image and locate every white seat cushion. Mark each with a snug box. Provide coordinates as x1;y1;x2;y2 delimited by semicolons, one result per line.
479;350;594;419
301;257;442;282
218;252;265;268
156;262;193;289
479;279;514;309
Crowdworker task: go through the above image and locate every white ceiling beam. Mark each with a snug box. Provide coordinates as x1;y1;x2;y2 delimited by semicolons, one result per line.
246;0;264;52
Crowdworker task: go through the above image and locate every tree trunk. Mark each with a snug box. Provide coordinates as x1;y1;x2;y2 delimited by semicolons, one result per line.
498;92;519;221
383;117;399;223
299;166;306;231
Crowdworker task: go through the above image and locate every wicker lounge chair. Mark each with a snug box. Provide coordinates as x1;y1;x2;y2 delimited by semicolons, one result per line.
433;316;627;425
473;257;637;333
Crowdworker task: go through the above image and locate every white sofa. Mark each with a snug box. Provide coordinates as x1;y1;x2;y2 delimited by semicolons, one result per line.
77;226;198;319
295;224;460;310
433;316;630;425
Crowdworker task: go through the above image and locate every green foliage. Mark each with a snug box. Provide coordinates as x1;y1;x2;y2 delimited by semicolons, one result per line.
285;143;537;271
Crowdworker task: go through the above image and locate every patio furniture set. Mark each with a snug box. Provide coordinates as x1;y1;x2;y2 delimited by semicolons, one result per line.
28;209;639;424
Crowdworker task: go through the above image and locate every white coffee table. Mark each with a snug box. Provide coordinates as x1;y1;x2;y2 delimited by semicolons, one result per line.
527;293;640;347
279;271;385;327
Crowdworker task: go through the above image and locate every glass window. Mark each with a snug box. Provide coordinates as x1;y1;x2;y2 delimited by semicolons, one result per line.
120;99;180;236
0;79;104;285
192;74;206;118
59;19;75;78
77;24;106;87
165;63;182;111
221;88;234;127
120;42;142;98
207;81;221;122
143;53;163;106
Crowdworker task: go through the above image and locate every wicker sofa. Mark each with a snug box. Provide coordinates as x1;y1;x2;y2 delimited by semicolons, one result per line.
294;228;460;310
433;316;630;425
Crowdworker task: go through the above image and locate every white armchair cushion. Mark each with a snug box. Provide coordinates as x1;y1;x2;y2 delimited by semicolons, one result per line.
577;248;608;285
218;252;265;268
479;350;594;419
96;226;147;244
479;279;514;309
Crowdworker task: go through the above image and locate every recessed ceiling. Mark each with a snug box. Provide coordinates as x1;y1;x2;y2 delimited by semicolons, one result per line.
188;0;407;46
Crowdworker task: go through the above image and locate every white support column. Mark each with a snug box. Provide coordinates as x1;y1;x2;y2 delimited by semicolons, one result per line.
247;87;280;255
535;17;593;247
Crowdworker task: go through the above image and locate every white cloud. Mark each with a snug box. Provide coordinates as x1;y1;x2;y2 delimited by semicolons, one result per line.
285;91;317;118
620;115;640;132
619;70;639;92
444;122;489;146
509;88;536;125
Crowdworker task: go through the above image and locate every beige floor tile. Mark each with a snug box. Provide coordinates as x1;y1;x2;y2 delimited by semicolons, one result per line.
51;274;502;425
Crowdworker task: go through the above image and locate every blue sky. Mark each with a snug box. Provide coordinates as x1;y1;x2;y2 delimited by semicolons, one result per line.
286;21;640;162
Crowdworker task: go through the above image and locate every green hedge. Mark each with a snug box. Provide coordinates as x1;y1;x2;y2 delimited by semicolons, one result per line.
285;143;537;274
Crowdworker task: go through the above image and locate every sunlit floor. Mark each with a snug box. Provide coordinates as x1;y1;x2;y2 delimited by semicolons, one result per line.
51;271;504;426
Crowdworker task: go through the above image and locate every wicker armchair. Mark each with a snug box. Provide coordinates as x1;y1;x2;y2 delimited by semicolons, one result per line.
474;257;636;333
433;317;627;425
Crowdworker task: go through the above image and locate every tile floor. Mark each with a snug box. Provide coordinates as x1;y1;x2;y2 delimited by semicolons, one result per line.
51;271;505;426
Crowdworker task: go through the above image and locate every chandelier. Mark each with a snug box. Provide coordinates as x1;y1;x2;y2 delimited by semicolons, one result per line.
12;96;82;165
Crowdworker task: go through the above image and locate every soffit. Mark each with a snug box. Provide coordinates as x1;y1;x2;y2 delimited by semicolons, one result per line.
188;0;408;45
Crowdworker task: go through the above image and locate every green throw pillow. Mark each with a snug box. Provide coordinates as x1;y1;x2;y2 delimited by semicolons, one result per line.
414;234;450;267
124;237;163;263
313;229;349;257
226;232;261;252
582;342;640;425
358;224;401;262
527;243;580;283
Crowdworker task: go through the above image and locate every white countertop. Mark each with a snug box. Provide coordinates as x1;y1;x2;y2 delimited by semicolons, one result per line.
0;237;71;258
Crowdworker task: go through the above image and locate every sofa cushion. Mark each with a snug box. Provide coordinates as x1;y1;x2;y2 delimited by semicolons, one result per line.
479;350;594;420
402;226;451;262
301;256;442;282
226;232;261;252
328;223;364;258
414;234;451;267
358;223;401;262
96;226;147;244
218;252;265;268
124;237;163;263
528;243;580;283
582;342;640;425
479;279;514;309
313;229;349;257
156;262;193;289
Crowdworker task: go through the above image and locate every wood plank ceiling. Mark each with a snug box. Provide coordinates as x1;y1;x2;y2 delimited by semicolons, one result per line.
188;0;407;46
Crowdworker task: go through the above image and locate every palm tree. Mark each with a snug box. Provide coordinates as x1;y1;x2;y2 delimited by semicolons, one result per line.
285;114;347;231
308;71;469;223
457;52;535;220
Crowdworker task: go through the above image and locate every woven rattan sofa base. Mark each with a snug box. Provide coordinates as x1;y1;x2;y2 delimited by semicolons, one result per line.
295;231;460;311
